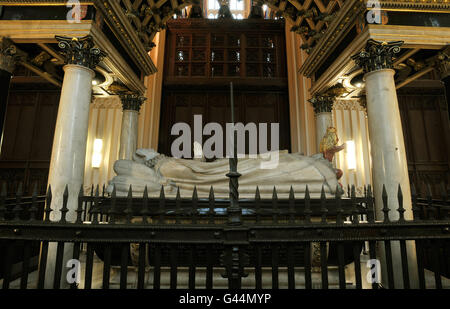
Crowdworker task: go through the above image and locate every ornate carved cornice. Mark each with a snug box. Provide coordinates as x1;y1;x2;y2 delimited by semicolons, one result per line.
93;0;158;75
351;39;403;74
55;35;107;70
299;0;366;77
119;93;146;112
378;0;450;12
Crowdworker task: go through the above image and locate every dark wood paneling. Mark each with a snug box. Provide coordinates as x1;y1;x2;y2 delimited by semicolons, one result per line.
398;91;450;197
158;90;291;158
0;90;59;195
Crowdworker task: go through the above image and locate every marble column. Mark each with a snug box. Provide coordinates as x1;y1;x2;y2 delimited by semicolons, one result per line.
0;38;18;151
352;39;418;288
308;94;334;153
43;35;106;288
119;94;145;160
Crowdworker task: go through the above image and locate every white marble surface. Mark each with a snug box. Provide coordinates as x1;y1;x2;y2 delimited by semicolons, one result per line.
108;149;341;199
365;68;417;288
315;112;332;152
45;64;94;288
119;110;139;160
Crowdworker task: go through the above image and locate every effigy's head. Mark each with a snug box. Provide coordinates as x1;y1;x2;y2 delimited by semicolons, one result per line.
320;127;339;153
133;148;160;164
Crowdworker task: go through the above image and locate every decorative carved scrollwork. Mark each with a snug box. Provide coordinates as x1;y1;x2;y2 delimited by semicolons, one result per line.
309;83;347;114
55;35;107;70
351;39;404;74
0;37;21;73
119;93;147;112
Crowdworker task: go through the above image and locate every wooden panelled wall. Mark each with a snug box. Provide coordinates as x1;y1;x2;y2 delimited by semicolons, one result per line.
398;87;450;197
0;90;59;195
158;89;291;157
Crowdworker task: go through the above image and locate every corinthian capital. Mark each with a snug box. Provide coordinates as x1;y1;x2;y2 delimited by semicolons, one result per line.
351;39;403;74
119;93;147;112
308;94;334;114
55;35;107;70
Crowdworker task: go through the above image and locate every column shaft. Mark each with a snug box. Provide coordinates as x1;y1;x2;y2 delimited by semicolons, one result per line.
365;69;412;219
119;110;139;160
365;69;418;288
315;112;332;152
47;64;94;221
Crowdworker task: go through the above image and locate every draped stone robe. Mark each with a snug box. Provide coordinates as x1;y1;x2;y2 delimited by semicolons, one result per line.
107;149;341;198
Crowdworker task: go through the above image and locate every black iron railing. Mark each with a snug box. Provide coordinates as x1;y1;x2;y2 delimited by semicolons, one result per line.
0;182;449;289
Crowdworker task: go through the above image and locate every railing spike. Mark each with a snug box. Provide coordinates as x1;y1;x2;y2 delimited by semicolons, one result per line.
44;185;53;222
91;184;100;224
159;185;165;224
209;186;215;200
255;186;260;200
397;184;405;222
288;186;295;224
208;186;215;224
109;184;117;224
75;184;84;224
125;185;133;224
255;186;261;224
141;185;149;224
351;185;359;224
366;184;375;223
304;185;311;224
335;185;343;225
320;184;327;223
175;186;181;224
192;186;198;224
59;184;69;223
382;184;390;223
272;186;278;224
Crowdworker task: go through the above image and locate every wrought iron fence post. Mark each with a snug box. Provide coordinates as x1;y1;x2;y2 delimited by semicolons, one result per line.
222;82;246;288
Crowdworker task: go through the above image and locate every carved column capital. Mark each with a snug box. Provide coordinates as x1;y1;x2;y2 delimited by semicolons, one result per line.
308;94;334;114
309;83;347;114
55;35;107;70
0;38;20;74
119;93;146;112
351;39;403;74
